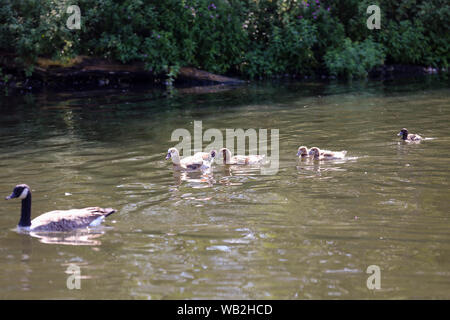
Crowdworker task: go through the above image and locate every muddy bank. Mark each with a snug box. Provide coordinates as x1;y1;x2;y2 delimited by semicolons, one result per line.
0;55;245;93
0;54;447;94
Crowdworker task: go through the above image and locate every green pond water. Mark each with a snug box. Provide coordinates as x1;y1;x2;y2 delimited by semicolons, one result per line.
0;77;449;299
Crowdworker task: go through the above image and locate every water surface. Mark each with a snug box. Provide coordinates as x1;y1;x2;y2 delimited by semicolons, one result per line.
0;78;449;299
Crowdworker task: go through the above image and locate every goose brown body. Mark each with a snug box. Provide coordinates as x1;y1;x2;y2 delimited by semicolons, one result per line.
30;207;116;232
5;184;116;232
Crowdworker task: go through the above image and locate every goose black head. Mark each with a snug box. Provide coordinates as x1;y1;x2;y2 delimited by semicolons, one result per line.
398;128;408;140
5;184;30;200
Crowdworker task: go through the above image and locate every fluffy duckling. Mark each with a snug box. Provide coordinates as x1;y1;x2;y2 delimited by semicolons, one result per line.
165;147;216;170
296;146;309;158
5;184;116;232
398;128;423;142
219;148;265;165
308;147;347;160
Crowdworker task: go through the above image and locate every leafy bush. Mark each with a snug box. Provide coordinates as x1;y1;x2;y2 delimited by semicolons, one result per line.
372;0;449;68
378;20;429;65
244;19;318;78
0;0;78;75
324;38;385;78
0;0;448;80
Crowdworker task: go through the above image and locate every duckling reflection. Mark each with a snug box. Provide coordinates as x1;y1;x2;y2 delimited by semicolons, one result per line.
296;160;324;175
172;168;215;188
217;163;264;187
296;157;351;175
220;163;263;177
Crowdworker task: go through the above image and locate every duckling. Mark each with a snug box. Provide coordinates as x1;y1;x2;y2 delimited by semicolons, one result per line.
165;147;216;170
5;184;116;232
219;148;265;165
308;147;347;160
193;150;216;162
398;128;423;142
296;146;309;158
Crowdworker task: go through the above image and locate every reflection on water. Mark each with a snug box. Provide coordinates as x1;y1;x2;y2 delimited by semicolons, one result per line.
29;229;106;246
172;169;215;188
0;77;449;299
296;156;360;176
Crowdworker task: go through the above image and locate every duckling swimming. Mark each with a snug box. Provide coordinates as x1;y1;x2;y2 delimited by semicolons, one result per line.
166;147;216;170
296;146;309;158
219;148;265;165
308;147;347;160
398;128;423;142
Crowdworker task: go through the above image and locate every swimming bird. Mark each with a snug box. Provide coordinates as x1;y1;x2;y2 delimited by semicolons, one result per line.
296;146;309;158
308;147;347;160
5;184;116;232
398;128;423;142
219;148;265;165
165;147;216;170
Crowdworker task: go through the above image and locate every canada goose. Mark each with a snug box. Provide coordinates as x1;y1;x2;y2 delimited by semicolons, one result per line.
308;147;347;160
296;146;309;158
165;147;216;170
5;184;116;232
398;128;423;142
219;148;265;165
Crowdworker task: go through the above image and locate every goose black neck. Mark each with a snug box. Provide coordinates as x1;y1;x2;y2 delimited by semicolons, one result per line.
18;193;32;227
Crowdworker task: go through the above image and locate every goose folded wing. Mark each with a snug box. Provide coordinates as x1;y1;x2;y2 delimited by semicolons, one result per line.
31;207;114;231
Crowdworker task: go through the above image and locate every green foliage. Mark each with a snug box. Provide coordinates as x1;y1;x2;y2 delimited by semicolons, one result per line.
0;0;448;80
0;67;11;84
375;0;450;68
0;0;78;72
76;0;250;75
378;20;428;65
329;0;449;68
324;38;385;78
244;19;318;78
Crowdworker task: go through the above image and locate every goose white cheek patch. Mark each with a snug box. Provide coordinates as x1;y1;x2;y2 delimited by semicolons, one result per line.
18;188;29;200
